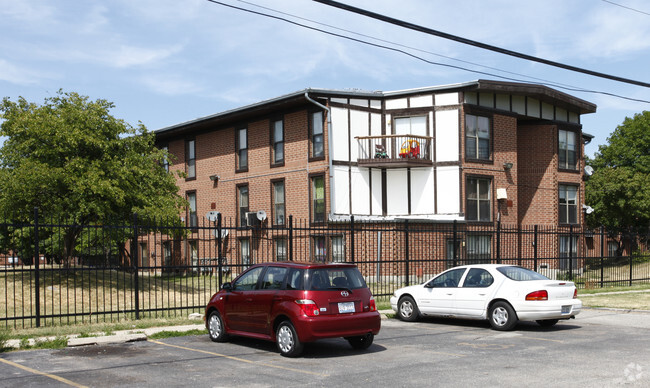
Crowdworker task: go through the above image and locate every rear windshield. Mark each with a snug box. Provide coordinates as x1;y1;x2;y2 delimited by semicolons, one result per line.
497;266;549;281
306;267;367;291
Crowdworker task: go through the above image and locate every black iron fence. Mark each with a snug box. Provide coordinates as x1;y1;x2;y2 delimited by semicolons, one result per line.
1;210;649;329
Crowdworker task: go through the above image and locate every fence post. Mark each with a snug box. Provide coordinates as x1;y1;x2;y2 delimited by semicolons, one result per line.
496;219;501;264
34;207;41;328
132;213;140;320
349;215;355;263
629;247;633;287
569;224;574;281
533;225;538;272
452;220;458;267
404;219;410;287
217;213;223;287
600;226;604;288
288;215;293;261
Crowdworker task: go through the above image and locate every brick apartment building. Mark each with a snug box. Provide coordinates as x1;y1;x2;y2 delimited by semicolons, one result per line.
154;79;596;267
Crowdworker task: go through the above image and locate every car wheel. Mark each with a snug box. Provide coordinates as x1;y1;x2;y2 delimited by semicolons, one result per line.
536;319;559;327
489;301;518;331
276;320;304;357
347;333;374;350
397;296;420;322
207;310;228;342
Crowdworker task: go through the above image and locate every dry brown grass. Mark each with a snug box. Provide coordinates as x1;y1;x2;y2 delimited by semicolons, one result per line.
1;266;235;328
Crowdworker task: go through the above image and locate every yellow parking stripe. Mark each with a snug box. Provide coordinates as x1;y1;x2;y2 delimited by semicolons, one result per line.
0;358;88;388
149;340;329;377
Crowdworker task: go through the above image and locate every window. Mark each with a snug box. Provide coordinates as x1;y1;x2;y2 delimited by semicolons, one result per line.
462;268;494;288
240;238;251;267
466;177;491;221
287;268;304;290
236;127;248;170
312;236;327;262
465;114;490;160
233;265;263;291
140;243;149;268
428;268;466;288
310;111;324;158
186;139;195;178
161;145;169;172
331;236;345;262
271;119;284;165
467;235;491;264
311;175;325;223
559;235;578;270
607;241;618;258
189;240;198;268
238;185;249;227
559;184;578;224
163;241;172;268
261;266;288;290
274;238;287;261
559;129;577;170
187;192;198;228
272;180;285;226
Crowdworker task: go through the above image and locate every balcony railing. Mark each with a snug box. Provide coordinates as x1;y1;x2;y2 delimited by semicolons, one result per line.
356;134;433;168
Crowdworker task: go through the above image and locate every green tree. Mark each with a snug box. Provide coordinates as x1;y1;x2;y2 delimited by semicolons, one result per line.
585;111;650;254
0;90;186;265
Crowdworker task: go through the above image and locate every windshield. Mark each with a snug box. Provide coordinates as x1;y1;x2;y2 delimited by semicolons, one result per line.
497;266;549;281
307;267;367;290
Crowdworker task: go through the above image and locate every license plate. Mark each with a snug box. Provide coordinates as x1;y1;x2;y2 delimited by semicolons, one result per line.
561;305;571;314
338;302;355;314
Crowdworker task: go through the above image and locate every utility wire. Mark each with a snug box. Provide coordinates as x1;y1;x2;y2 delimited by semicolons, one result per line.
313;0;650;89
601;0;650;16
207;0;650;103
235;0;586;93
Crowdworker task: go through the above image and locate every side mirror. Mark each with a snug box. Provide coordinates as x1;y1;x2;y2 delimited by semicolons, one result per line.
221;282;232;292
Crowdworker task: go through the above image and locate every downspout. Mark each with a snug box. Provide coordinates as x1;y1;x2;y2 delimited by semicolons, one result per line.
305;92;336;218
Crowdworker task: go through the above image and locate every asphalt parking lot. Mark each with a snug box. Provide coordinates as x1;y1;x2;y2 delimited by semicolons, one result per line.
1;309;649;388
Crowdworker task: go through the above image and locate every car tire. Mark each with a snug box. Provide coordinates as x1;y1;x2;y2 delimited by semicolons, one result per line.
207;310;228;342
489;301;518;331
536;319;559;327
347;333;374;350
397;296;420;322
276;320;304;357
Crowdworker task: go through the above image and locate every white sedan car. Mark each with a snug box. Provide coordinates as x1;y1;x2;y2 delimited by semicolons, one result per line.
390;264;581;330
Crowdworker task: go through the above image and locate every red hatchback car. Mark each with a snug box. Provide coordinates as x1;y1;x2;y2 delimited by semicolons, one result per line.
205;262;381;357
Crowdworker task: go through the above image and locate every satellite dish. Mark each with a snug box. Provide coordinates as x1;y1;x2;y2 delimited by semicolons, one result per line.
205;211;220;222
256;210;267;221
582;204;594;214
584;166;594;176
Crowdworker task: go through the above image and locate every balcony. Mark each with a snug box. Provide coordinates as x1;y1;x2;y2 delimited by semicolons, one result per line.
355;135;433;168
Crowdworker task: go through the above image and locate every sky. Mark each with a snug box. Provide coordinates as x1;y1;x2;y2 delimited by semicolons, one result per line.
1;0;649;158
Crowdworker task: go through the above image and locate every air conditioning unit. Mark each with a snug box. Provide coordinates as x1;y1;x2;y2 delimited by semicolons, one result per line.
246;212;261;227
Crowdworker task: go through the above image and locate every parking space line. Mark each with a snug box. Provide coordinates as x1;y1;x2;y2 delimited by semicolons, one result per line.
149;340;329;377
0;358;88;388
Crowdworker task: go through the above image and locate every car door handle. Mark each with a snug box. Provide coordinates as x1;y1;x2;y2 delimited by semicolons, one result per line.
246;298;253;302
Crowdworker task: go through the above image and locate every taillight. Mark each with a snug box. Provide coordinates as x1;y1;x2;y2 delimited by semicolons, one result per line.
296;299;320;317
526;290;548;301
368;297;377;312
573;289;578;299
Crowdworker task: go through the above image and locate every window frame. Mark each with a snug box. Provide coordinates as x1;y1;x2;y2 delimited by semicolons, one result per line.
186;191;198;229
558;129;579;171
236;126;248;172
558;183;579;225
270;117;285;167
310;174;326;224
185;138;196;180
274;237;288;261
237;184;249;228
160;144;169;172
465;176;492;222
271;179;286;226
464;113;492;162
309;110;325;161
